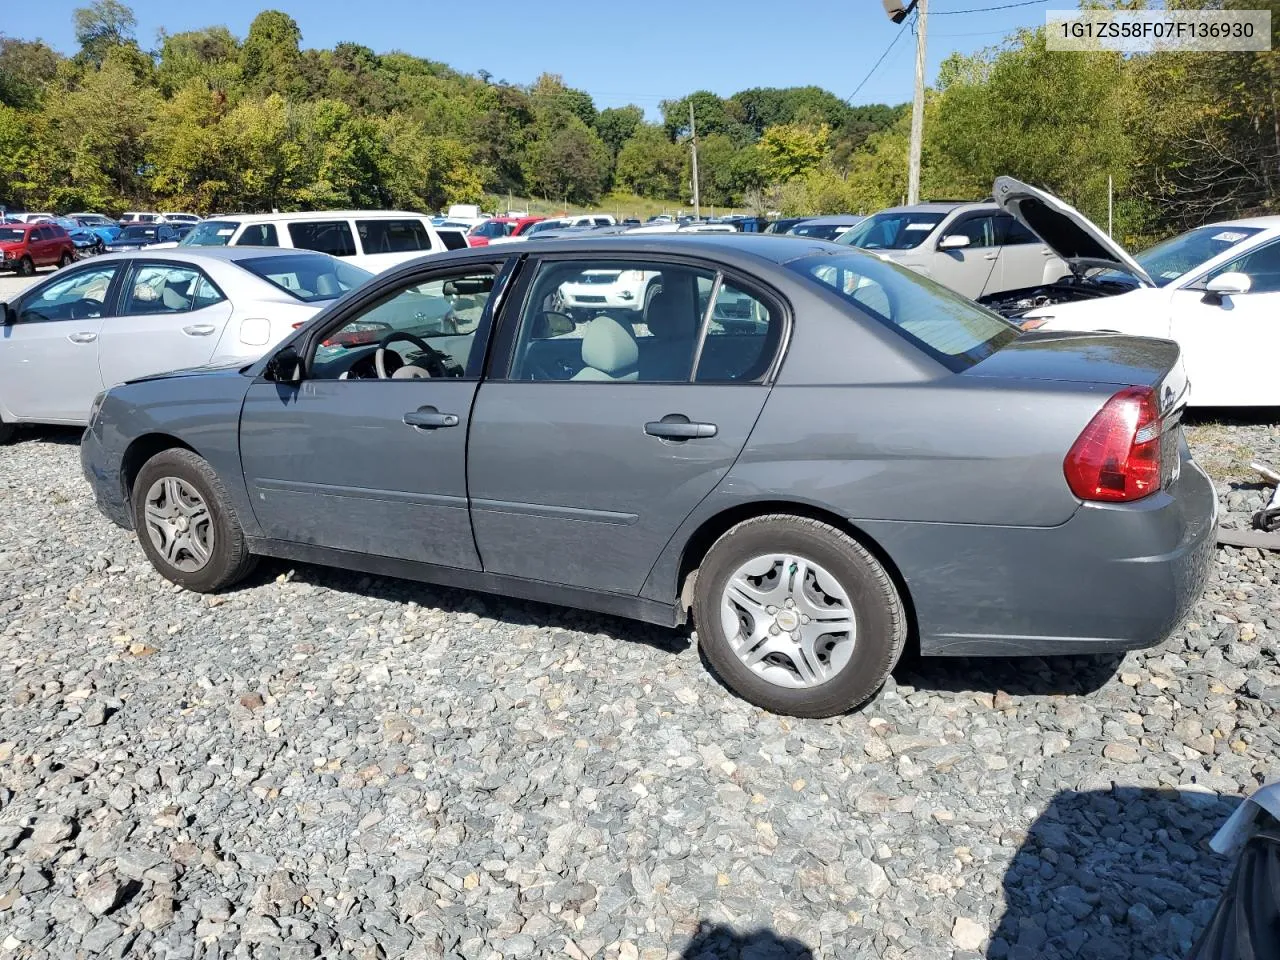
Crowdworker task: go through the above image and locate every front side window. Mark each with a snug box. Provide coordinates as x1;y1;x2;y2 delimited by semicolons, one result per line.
237;223;279;247
510;260;780;383
840;212;946;250
1128;224;1265;287
941;215;997;249
789;252;1017;371
18;265;119;323
310;270;497;380
238;254;372;303
1206;238;1280;294
356;219;433;254
287;221;357;258
123;265;224;315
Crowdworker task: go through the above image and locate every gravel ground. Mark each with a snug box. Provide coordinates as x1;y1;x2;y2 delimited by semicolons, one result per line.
0;419;1276;960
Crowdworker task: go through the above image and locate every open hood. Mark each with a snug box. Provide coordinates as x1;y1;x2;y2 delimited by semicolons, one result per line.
993;176;1154;287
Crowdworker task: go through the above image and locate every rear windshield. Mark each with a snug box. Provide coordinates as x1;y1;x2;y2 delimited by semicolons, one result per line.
471;220;514;239
787;251;1018;370
121;226;161;241
237;254;372;302
840;212;946;250
181;220;238;246
790;222;859;240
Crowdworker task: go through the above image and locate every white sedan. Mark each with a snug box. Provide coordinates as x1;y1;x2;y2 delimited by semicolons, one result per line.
987;177;1280;407
0;248;370;441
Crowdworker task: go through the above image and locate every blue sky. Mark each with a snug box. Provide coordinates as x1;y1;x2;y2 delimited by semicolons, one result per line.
12;0;1054;116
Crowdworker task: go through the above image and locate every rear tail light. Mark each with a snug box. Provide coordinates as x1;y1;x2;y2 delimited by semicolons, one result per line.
1064;385;1163;502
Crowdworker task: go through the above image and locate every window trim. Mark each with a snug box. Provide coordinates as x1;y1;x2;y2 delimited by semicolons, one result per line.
938;212;998;250
490;252;792;386
116;259;227;318
287;258;516;382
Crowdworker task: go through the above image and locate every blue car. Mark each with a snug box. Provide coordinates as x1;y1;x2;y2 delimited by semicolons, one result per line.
44;217;104;255
64;213;121;247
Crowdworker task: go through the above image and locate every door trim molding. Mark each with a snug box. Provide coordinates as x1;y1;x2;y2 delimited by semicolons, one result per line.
470;497;638;525
253;477;468;509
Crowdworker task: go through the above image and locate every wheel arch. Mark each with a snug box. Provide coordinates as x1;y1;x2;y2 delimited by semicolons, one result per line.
672;500;918;648
120;433;198;503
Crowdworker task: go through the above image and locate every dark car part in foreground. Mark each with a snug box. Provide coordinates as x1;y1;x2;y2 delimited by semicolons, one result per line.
81;234;1217;717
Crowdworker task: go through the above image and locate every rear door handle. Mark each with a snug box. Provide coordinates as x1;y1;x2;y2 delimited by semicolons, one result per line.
67;332;97;344
183;323;216;336
403;406;459;429
645;415;717;440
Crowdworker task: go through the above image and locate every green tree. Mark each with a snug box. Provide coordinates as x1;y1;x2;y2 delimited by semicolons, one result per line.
241;10;303;98
526;118;610;203
615;125;684;198
0;37;62;108
155;27;240;97
595;104;643;156
73;0;136;65
758;122;830;182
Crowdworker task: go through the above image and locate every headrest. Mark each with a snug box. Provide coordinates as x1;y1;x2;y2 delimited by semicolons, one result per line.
580;316;638;375
644;289;694;340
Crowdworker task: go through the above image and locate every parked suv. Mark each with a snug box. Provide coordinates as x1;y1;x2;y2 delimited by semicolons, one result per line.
175;211;446;273
0;221;76;275
840;200;1068;300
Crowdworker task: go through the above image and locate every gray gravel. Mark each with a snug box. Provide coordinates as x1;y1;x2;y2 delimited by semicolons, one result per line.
0;420;1276;959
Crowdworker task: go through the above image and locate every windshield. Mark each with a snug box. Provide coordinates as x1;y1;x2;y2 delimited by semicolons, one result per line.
790;222;859;240
1110;224;1265;287
180;220;238;246
471;220;514;239
787;251;1018;371
120;226;160;241
526;219;568;235
0;227;26;243
237;254;372;302
840;212;946;250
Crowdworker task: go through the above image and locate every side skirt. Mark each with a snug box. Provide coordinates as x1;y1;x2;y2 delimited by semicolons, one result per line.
247;537;682;628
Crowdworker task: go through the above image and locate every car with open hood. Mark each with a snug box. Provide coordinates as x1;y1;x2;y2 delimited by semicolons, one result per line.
984;176;1280;407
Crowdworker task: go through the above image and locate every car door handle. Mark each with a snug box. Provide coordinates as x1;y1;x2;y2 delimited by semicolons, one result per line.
645;415;717;440
67;332;97;344
403;406;459;429
983;252;998;260
183;323;216;336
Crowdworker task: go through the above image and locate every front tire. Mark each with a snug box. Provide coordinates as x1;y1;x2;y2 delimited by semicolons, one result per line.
58;252;73;268
16;256;34;277
131;449;256;592
693;515;906;718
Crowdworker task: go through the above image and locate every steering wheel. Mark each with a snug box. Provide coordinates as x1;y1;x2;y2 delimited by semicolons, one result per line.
69;298;102;320
374;331;449;379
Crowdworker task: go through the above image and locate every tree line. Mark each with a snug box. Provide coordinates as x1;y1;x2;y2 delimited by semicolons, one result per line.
2;0;1278;247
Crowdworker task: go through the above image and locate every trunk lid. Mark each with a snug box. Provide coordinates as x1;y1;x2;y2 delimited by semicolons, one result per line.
993;177;1155;287
967;329;1187;412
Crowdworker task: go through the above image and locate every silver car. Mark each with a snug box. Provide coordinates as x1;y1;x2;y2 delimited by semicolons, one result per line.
0;248;370;436
840;199;1068;299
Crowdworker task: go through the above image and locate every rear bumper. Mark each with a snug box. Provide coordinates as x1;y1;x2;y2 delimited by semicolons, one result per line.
859;441;1217;657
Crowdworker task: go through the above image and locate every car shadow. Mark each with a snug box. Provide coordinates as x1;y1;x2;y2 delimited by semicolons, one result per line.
988;786;1241;960
679;921;814;959
250;555;692;656
11;424;82;446
892;650;1127;698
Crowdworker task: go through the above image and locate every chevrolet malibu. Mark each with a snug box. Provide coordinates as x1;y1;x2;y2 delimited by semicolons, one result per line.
81;235;1217;717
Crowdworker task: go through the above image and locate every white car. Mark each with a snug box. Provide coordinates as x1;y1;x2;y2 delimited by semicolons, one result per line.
161;212;202;225
170;211;448;273
986;176;1280;407
7;212;55;224
558;267;662;315
120;212;163;224
0;248;370;439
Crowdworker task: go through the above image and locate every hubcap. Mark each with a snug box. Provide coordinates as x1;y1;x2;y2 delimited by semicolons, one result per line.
720;554;856;689
143;477;213;573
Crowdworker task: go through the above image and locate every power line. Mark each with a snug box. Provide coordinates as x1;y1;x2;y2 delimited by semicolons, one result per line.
932;0;1045;14
845;19;911;104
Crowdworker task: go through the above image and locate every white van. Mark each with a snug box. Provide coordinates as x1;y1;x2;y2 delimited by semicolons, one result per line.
172;211;448;273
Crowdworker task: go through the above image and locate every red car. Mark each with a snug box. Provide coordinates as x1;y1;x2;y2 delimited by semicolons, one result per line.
467;216;545;247
0;221;76;276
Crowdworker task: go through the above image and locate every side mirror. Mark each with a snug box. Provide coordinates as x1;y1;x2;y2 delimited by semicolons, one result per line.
938;234;971;250
1205;271;1251;297
0;302;13;325
265;344;303;383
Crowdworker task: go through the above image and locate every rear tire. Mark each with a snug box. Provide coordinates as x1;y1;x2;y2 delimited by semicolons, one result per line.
58;252;73;268
131;448;257;592
16;256;34;277
693;515;906;718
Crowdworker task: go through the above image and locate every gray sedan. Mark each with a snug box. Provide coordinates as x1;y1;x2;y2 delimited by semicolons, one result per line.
80;235;1216;717
0;247;370;435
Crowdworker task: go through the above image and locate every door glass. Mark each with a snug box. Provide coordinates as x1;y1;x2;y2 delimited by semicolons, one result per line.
439;230;469;251
123;265;224;315
696;282;782;382
1209;240;1280;294
237;223;279;247
509;261;714;382
942;216;996;248
310;271;496;380
287;221;356;257
356;219;433;254
998;215;1041;246
18;266;119;323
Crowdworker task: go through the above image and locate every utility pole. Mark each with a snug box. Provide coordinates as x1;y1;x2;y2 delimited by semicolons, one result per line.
907;0;928;205
689;101;701;221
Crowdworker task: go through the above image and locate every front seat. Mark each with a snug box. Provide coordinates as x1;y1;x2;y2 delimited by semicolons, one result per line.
639;289;697;381
314;274;339;297
571;316;639;381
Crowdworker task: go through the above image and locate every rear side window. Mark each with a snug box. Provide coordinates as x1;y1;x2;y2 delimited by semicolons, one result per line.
356;219;434;254
788;252;1017;371
999;216;1042;245
123;265;225;315
439;231;469;251
696;281;783;382
237;223;279;247
287;221;356;258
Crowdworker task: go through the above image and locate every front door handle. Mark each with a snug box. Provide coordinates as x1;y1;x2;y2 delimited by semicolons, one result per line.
67;332;97;344
645;414;717;440
183;323;216;336
983;252;998;260
403;406;459;429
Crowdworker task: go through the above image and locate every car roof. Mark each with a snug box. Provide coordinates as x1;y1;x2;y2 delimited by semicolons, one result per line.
443;232;840;265
873;201;996;215
794;215;865;225
1208;215;1280;230
202;211;427;223
89;247;328;265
